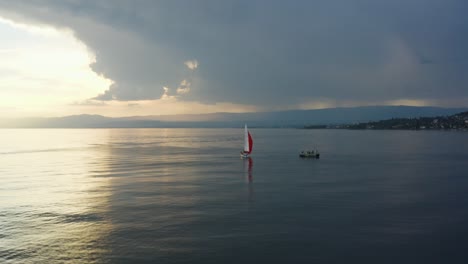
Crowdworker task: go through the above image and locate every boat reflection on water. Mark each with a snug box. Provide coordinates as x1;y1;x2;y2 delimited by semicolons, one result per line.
242;157;254;202
243;157;253;183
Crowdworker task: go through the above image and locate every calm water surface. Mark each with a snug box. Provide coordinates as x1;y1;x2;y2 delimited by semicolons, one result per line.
1;128;468;263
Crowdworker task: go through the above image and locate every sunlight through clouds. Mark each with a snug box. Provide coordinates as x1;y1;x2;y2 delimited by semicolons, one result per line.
1;1;466;118
0;17;111;117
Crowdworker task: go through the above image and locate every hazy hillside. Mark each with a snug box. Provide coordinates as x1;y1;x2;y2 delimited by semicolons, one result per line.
347;111;468;130
1;106;467;128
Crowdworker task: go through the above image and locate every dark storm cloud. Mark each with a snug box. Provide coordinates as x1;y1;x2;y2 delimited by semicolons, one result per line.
0;0;467;108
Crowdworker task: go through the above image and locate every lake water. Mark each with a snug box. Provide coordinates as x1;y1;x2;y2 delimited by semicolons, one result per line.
1;128;468;263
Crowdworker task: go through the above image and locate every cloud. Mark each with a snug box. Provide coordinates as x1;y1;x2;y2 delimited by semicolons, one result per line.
127;102;140;107
184;60;198;70
176;79;191;95
0;0;467;109
160;60;197;99
160;86;175;100
71;99;107;106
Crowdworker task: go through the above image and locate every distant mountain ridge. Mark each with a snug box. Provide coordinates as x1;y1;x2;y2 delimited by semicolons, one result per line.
1;106;467;128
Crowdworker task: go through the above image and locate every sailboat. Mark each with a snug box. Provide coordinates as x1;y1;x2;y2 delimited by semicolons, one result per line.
240;124;253;158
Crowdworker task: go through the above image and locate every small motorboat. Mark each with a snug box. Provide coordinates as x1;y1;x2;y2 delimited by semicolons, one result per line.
299;149;320;159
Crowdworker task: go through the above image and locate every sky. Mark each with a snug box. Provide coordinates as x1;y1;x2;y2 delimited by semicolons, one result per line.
0;0;467;118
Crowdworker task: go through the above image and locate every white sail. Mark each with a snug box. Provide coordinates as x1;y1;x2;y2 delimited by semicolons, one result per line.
244;124;249;152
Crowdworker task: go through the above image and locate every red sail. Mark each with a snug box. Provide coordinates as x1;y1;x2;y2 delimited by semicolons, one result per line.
248;131;253;153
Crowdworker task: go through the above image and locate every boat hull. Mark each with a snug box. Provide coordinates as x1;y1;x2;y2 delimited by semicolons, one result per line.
299;153;320;159
240;152;250;158
299;150;320;159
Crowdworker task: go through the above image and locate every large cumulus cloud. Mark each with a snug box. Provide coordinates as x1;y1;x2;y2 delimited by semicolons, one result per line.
0;0;467;108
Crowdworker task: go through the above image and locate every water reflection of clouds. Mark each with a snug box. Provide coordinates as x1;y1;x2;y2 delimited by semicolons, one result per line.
0;129;113;263
94;129;217;256
154;128;240;150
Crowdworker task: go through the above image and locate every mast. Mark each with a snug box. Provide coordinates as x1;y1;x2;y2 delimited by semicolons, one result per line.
244;124;250;153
